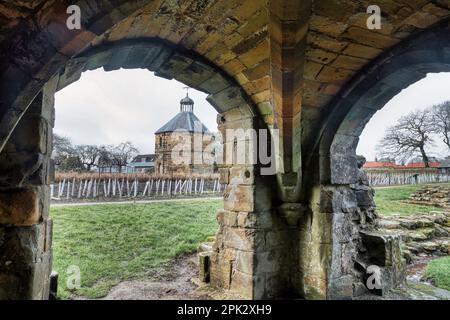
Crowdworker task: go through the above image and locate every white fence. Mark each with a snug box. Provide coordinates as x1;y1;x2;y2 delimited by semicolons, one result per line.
365;170;450;186
50;178;224;201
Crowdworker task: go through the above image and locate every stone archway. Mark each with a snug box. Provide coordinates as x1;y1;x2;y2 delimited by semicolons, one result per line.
3;0;450;301
0;37;281;300
301;20;450;299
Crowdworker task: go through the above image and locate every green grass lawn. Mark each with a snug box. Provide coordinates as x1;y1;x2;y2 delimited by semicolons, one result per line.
50;199;222;299
426;256;450;291
374;183;448;216
50;183;448;299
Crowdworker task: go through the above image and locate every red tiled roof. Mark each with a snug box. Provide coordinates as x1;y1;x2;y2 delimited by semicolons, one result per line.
363;161;401;169
363;161;441;169
404;162;441;168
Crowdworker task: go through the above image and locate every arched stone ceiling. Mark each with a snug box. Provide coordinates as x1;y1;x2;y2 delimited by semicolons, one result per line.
304;1;450;110
3;1;446;121
1;0;450;159
86;0;271;119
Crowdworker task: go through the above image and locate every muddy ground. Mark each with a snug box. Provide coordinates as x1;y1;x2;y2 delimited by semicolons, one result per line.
76;253;210;300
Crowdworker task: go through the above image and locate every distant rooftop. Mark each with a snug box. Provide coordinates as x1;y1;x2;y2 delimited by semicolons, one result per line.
440;159;450;168
363;161;441;169
130;154;155;164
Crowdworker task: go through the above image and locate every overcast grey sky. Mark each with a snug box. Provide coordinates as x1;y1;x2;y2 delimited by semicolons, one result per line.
55;69;450;159
356;72;450;161
55;69;218;154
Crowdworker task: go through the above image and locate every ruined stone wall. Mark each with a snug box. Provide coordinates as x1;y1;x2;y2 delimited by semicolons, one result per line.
312;161;406;299
0;78;56;299
2;0;449;300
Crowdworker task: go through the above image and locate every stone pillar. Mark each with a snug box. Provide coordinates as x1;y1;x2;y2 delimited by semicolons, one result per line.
206;108;291;299
0;78;56;299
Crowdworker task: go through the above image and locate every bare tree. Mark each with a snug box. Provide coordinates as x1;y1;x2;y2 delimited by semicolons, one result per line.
431;101;450;150
97;145;115;173
52;134;75;166
110;142;139;173
376;110;434;167
75;145;101;171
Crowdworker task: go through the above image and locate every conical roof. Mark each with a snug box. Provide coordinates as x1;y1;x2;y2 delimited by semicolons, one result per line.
155;111;210;134
180;95;194;105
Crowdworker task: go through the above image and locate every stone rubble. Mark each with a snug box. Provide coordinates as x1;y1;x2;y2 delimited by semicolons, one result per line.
407;186;450;207
377;212;450;264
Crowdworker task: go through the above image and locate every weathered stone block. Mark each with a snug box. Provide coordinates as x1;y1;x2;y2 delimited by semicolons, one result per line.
229;166;254;185
320;186;358;213
330;133;359;184
198;73;232;94
254;250;281;273
217;209;238;227
342;43;382;59
353;281;370;297
332;211;356;243
0;127;53;185
327;275;354;300
342;26;399;49
303;275;327;300
31;250;52;299
57;58;86;90
301;211;332;244
359;231;405;269
219;168;230;184
237;211;274;229
224;184;254;212
337;105;377;137
0;188;40;226
329;241;343;280
103;45;133;71
254;181;272;212
210;252;232;290
221;106;254;123
156;53;194;78
207;86;248;113
222;226;265;251
10;116;49;154
222;118;257;136
84;50;113;71
175;61;215;89
332;54;368;71
122;44;156;69
0;222;50;299
229;269;255;299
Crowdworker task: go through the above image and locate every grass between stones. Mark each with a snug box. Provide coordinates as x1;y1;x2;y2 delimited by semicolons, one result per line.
50;199;222;299
374;183;449;216
425;256;450;291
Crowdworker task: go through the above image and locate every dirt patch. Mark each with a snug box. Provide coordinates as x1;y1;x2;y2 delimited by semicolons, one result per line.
406;256;434;283
76;253;211;300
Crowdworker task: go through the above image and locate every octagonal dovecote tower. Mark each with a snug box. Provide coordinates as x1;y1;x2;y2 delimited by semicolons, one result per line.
154;92;214;175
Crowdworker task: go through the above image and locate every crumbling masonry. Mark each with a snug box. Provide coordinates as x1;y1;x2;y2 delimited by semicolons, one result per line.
1;0;450;299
